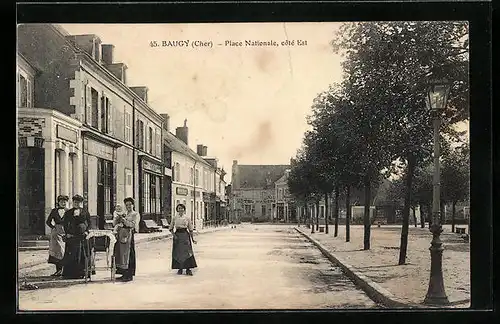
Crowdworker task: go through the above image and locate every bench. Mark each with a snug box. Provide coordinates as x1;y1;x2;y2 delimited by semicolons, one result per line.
456;227;466;234
160;218;170;228
142;219;162;233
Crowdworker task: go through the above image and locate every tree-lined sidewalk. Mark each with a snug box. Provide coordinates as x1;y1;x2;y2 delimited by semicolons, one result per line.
297;225;470;307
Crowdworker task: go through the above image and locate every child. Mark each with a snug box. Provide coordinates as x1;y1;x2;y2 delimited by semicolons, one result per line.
112;204;126;236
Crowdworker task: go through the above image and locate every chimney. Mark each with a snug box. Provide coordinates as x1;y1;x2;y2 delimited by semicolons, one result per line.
130;86;148;103
101;44;114;65
66;34;102;62
175;119;188;145
232;160;239;189
160;113;170;132
197;144;204;156
106;63;128;84
202;145;208;156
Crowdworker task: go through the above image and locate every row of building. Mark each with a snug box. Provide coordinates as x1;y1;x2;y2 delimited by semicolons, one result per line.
17;24;228;237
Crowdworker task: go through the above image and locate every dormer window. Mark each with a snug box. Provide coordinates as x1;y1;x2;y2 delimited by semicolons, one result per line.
17;56;35;108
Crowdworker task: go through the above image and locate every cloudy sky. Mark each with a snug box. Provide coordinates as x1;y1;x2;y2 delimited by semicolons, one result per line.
61;23;344;179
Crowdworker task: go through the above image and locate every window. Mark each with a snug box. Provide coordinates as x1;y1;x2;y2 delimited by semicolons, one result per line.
156;176;161;214
156;130;161;158
136;119;144;149
195;169;199;186
91;88;99;128
124;110;131;143
190;167;194;185
143;172;150;213
148;127;153;154
100;95;110;134
100;159;113;216
262;205;266;216
278;189;283;201
150;174;156;214
204;170;208;190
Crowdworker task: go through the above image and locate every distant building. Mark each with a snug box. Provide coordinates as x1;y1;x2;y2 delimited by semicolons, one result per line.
230;160;289;222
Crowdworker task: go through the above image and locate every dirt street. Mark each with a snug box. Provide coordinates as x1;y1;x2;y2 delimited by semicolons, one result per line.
18;225;377;310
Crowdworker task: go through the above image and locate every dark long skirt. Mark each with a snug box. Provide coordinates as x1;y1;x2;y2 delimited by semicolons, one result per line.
61;237;90;279
115;233;136;277
172;229;197;270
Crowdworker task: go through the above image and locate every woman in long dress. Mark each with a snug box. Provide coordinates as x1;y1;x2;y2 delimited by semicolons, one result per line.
46;195;69;276
113;197;140;282
170;204;197;276
61;194;91;279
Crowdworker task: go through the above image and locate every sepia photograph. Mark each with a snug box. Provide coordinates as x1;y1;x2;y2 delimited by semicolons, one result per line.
17;20;472;311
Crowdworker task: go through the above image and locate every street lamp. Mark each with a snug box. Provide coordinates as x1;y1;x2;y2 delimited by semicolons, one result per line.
424;78;451;306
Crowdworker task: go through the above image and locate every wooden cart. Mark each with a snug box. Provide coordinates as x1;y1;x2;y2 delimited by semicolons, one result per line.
85;230;117;282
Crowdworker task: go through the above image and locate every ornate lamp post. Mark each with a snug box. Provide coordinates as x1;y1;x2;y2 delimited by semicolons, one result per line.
424;78;451;305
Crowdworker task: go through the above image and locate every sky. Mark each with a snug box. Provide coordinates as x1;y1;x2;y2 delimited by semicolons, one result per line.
60;23;344;181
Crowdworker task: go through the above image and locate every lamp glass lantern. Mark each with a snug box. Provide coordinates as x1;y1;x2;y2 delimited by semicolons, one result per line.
426;79;451;111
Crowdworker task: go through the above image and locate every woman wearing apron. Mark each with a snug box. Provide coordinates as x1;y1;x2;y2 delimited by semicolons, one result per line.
113;197;140;282
170;204;197;276
46;195;69;276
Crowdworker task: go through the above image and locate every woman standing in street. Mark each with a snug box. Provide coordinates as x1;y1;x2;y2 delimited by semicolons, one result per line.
113;197;140;282
46;195;69;276
61;195;92;279
170;204;197;276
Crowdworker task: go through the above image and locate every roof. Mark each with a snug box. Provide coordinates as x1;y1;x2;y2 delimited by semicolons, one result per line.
275;169;291;186
163;131;212;168
236;165;290;189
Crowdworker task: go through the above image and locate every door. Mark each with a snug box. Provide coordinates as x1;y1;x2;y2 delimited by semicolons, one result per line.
97;159;105;229
18;147;45;236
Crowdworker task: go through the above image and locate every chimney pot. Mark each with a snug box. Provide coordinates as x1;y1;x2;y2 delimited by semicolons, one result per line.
197;144;204;156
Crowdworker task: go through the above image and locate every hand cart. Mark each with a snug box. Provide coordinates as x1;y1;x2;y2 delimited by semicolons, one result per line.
85;230;117;282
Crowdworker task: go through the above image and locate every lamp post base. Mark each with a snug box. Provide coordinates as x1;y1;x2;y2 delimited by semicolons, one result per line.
423;221;450;306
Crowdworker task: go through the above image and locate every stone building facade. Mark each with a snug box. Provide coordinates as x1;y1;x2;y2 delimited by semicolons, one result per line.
230;160;289;222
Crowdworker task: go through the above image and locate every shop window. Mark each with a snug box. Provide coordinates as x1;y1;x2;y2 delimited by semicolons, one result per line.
68;154;74;199
143;172;150;213
101;159;113;216
156;176;161;214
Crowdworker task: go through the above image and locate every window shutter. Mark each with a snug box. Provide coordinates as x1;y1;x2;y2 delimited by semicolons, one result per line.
145;125;149;153
86;85;92;125
26;79;32;108
107;99;112;135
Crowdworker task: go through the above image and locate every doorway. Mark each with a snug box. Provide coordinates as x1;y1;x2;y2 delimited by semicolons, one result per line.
18;147;45;236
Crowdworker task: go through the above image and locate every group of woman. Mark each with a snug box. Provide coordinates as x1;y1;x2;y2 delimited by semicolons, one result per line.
46;195;198;281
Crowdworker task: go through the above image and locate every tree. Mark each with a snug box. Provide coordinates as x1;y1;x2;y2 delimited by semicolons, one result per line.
332;21;469;264
288;153;315;231
441;144;470;232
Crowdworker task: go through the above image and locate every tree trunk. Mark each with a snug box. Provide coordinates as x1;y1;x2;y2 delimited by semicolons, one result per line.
412;207;418;228
346;185;351;242
310;203;315;234
451;201;456;233
399;155;415;265
334;185;340;237
363;175;371;250
325;192;329;234
316;201;320;231
427;203;432;228
420;205;425;228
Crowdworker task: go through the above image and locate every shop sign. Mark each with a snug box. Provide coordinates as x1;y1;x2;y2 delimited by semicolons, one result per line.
176;187;188;196
57;125;78;144
143;159;163;174
164;167;172;177
84;138;115;161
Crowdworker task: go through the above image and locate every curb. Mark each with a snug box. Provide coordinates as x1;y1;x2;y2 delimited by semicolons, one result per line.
294;227;427;309
19;226;231;271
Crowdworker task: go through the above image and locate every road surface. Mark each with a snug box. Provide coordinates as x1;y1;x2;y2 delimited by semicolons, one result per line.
18;225;378;310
